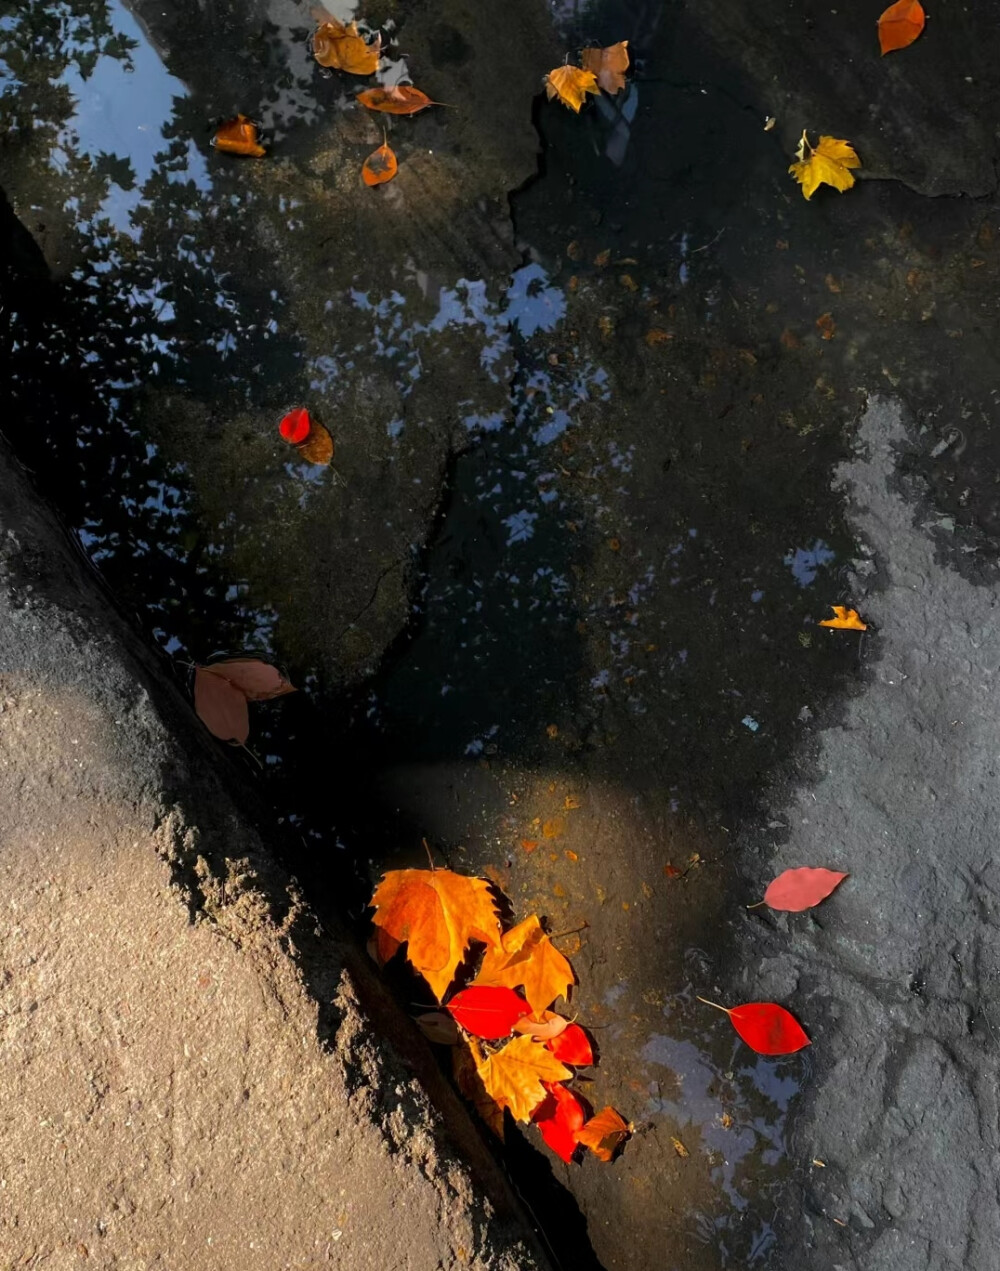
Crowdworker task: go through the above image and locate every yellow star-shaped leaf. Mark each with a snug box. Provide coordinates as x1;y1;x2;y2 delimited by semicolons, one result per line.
789;132;861;201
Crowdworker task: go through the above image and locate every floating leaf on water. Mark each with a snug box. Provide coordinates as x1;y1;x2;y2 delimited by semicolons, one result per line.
788;132;860;200
576;1106;630;1161
544;64;599;112
314;19;380;75
362;140;398;186
819;605;867;630
357;85;435;115
213;114;266;158
878;0;925;54
697;997;811;1055
579;41;629;95
532;1082;586;1162
446;985;531;1040
545;1021;594;1066
762;866;848;912
369;868;501;1001
194;666;249;743
474;913;574;1017
201;657;296;701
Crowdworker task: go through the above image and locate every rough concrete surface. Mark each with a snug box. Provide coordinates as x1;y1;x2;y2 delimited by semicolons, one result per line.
738;396;1000;1270
0;442;548;1269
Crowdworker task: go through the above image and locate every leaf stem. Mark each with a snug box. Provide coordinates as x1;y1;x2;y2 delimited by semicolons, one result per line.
745;900;767;909
549;922;590;941
696;996;731;1015
421;837;436;872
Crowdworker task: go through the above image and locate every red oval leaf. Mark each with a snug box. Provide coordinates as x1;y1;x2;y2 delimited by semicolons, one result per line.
280;407;311;444
193;666;249;743
532;1082;586;1162
763;867;848;913
728;1002;810;1055
545;1022;594;1066
446;985;530;1039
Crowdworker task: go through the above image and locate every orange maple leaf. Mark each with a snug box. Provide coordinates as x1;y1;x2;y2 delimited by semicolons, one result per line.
370;868;501;1001
576;1106;630;1161
878;0;925;55
544;64;599;113
819;605;867;631
476;1035;572;1123
580;40;629;95
475;914;574;1017
314;20;380;74
357;86;435;116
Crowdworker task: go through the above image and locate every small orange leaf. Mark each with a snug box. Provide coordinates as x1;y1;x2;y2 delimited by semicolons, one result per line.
576;1106;630;1161
357;85;435;116
544;64;599;113
816;312;837;340
314;21;380;75
819;605;867;631
193;667;249;743
213;114;266;158
362;141;398;186
579;40;629;95
878;0;925;54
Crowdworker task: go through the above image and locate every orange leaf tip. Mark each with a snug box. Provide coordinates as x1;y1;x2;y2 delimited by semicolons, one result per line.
819;605;867;630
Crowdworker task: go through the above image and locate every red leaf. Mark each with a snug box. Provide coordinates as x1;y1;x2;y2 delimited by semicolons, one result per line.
532;1082;585;1162
698;997;810;1055
763;867;848;912
193;667;249;743
545;1022;594;1066
201;658;296;701
446;985;530;1040
280;407;311;444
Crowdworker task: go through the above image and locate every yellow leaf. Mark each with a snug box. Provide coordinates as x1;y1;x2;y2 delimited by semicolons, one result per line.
819;605;867;631
453;1036;505;1137
671;1135;689;1158
475;914;574;1016
370;868;502;1001
476;1035;571;1123
579;40;630;95
576;1106;630;1161
544;64;599;113
789;132;861;201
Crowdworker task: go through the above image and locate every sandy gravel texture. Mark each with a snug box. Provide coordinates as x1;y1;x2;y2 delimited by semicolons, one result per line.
0;442;547;1270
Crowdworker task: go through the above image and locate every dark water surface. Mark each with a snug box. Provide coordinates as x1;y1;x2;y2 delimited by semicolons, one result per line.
4;1;990;1267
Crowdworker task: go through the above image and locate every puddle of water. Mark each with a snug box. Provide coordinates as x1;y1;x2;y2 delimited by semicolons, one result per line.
0;2;877;1268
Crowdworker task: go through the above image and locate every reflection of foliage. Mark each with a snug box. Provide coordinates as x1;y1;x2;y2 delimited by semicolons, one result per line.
0;1;296;662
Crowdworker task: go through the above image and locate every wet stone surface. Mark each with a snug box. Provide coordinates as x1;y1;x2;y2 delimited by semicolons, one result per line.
5;0;1000;1268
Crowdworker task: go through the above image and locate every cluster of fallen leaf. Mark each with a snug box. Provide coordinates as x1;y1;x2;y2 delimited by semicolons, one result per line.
369;866;629;1163
213;6;438;186
788;1;925;200
544;40;630;113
